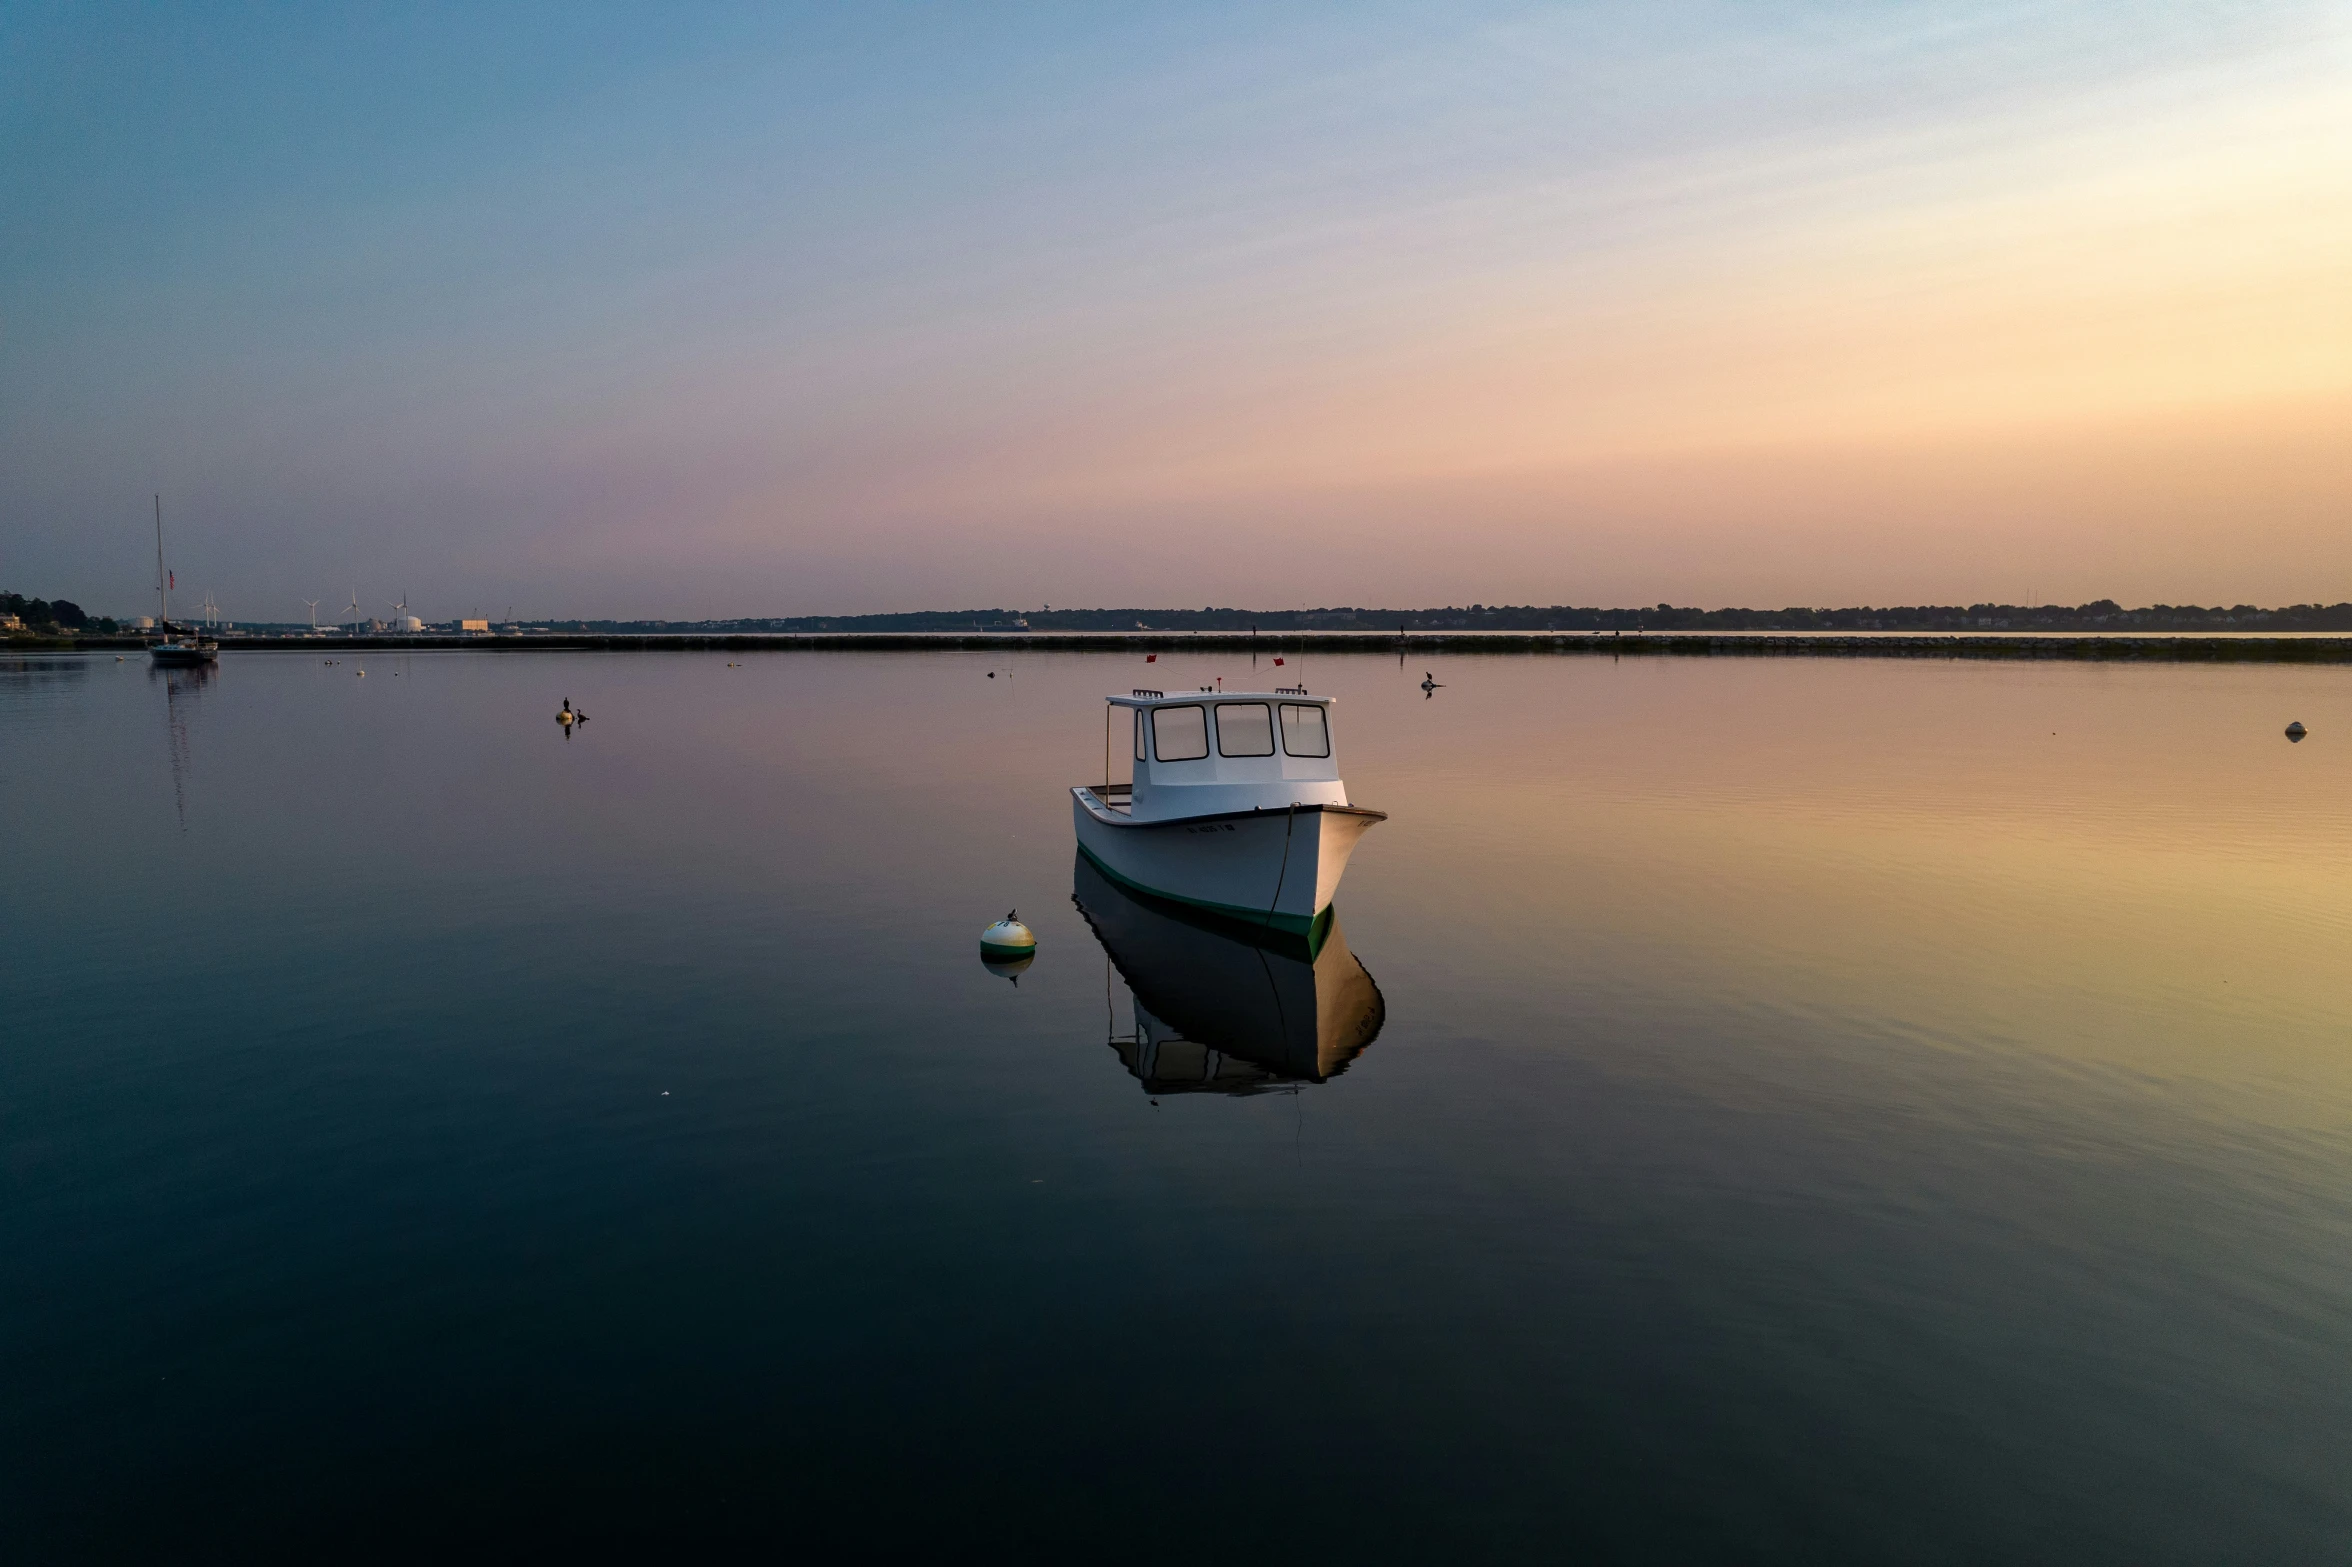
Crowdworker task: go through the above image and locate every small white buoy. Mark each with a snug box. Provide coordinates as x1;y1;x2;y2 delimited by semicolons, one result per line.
2286;721;2307;741
980;910;1036;961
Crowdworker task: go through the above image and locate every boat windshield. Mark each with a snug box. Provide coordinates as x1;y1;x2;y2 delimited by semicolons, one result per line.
1151;704;1208;761
1215;703;1274;756
1279;703;1329;757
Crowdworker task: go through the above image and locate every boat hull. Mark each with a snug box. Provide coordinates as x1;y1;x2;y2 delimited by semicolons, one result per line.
1071;788;1383;938
148;645;218;667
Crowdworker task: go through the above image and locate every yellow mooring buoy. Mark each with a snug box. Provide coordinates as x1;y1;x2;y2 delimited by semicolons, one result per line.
979;912;1036;983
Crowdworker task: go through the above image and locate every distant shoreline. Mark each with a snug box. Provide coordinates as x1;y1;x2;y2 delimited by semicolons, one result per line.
18;631;2352;662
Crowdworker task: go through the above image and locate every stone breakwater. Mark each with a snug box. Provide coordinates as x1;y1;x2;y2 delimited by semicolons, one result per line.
28;632;2352;661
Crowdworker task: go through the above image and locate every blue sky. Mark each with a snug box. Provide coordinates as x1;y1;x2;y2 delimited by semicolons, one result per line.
5;2;2348;619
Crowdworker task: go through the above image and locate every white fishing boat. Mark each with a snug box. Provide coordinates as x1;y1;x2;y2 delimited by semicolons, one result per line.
1071;686;1384;941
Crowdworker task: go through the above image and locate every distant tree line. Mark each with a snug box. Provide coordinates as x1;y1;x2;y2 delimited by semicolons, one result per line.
0;591;118;634
575;600;2352;635
16;596;2334;637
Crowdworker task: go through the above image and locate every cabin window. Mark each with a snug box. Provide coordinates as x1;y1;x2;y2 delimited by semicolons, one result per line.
1151;704;1209;761
1134;710;1147;761
1279;703;1329;757
1215;702;1275;756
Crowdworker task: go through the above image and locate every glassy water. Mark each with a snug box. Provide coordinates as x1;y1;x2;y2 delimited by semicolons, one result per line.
5;648;2349;1562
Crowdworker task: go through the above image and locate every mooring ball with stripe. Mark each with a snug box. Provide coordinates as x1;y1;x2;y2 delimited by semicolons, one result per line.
980;912;1036;957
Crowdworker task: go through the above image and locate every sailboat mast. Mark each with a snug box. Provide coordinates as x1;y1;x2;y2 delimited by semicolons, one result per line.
154;494;167;626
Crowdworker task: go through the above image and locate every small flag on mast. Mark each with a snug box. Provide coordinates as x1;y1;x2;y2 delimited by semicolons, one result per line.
1273;657;1284;665
168;571;174;589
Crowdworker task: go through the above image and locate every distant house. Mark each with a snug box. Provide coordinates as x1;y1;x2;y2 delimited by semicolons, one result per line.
458;618;491;635
0;613;23;632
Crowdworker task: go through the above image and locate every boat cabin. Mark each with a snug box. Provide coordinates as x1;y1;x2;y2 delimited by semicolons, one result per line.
1098;689;1350;822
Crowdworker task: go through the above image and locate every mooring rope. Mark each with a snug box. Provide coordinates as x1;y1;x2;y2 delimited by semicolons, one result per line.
1265;801;1299;925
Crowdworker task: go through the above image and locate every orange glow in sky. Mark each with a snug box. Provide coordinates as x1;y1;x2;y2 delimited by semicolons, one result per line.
8;5;2349;616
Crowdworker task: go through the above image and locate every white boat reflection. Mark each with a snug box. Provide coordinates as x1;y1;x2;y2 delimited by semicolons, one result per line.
1072;851;1385;1096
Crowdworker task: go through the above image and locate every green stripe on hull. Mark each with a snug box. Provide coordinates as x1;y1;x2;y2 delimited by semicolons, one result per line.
1075;841;1333;953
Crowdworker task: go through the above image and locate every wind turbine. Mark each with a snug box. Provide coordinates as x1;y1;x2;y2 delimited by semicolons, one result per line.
344;587;361;634
302;598;320;630
388;594;408;631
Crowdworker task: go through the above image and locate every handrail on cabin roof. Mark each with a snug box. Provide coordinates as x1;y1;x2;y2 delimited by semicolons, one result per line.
1108;689;1329;706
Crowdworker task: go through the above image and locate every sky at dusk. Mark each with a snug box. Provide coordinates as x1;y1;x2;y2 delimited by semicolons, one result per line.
5;2;2349;621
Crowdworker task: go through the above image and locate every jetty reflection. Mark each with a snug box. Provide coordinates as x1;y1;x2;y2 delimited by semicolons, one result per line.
1072;852;1385;1096
0;655;93;685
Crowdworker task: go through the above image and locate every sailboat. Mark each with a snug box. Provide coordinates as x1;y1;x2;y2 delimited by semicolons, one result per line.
147;496;217;667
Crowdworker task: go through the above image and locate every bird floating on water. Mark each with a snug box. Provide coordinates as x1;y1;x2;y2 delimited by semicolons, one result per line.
1420;670;1444;695
2286;721;2308;741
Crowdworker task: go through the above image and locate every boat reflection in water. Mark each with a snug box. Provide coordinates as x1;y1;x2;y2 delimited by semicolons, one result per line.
1072;851;1385;1097
151;659;214;831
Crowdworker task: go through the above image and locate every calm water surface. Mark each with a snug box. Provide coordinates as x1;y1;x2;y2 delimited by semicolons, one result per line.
5;648;2350;1561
